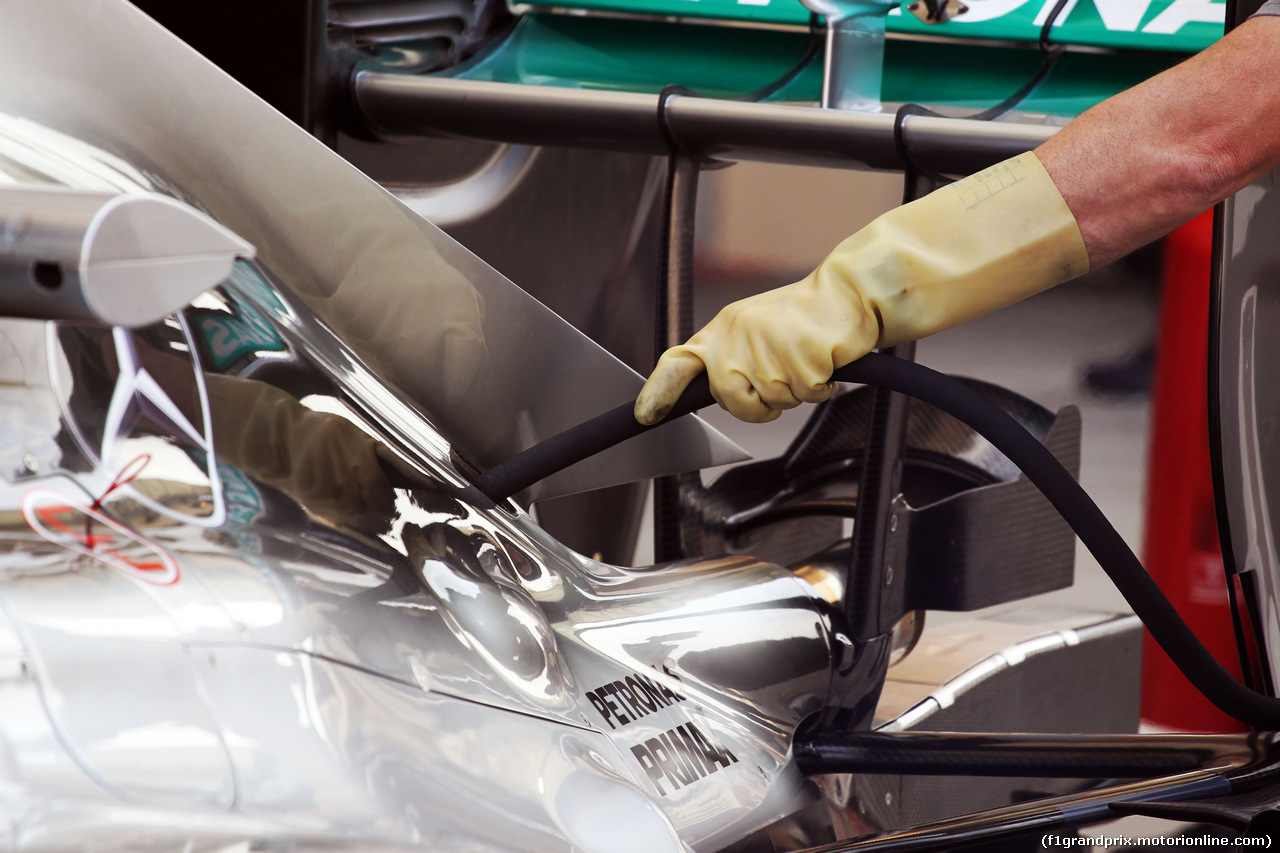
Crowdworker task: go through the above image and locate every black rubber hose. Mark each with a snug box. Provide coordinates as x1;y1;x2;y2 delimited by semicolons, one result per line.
842;353;1280;730
473;372;714;502
474;351;1280;728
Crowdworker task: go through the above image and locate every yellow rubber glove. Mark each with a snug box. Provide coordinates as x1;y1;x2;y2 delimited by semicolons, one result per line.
635;152;1089;424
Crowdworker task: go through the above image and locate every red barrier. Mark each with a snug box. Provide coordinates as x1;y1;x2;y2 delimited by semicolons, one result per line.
1140;210;1247;733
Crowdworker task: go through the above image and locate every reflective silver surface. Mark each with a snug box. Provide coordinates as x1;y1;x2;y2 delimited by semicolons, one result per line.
376;141;669;563
0;1;838;848
803;0;896;112
392;144;540;229
0;293;835;848
1214;174;1280;685
354;73;1059;174
0;0;743;504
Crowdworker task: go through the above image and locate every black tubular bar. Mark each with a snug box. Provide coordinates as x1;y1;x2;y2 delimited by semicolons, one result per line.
652;148;700;563
352;72;1059;173
793;733;1275;852
792;734;1279;852
842;167;928;642
795;731;1262;779
845;346;913;641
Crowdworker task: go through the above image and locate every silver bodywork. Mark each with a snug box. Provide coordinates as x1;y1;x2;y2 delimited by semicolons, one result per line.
1214;172;1280;688
0;1;837;849
0;0;744;505
0;0;1210;848
1214;0;1280;683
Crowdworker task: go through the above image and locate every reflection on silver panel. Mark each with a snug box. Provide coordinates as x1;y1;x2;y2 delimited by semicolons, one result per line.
0;0;743;503
392;144;540;228
1215;177;1280;686
0;1;837;849
0;232;834;849
380;136;670;563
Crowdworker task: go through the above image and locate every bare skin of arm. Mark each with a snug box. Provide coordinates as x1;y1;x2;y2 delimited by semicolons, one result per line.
1039;14;1280;269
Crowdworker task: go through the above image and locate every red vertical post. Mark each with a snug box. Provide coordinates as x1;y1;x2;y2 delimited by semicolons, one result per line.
1140;210;1247;733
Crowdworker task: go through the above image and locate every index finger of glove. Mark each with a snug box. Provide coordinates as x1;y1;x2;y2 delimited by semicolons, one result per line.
635;348;707;425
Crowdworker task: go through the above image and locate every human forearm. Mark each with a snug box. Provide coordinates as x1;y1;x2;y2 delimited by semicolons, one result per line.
1037;14;1280;269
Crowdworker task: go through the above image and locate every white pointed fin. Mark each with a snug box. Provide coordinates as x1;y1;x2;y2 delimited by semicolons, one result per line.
0;185;254;328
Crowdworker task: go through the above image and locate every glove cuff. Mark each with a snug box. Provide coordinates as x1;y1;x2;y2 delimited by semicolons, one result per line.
818;151;1088;351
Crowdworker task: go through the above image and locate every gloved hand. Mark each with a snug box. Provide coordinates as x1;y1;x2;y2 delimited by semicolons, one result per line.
635;152;1088;424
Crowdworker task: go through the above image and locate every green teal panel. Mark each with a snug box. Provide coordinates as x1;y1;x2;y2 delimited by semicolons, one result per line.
883;40;1182;116
454;14;1183;117
548;0;1224;53
455;15;825;98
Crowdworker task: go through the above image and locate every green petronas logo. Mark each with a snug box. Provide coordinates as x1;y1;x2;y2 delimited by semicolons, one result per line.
917;0;1224;34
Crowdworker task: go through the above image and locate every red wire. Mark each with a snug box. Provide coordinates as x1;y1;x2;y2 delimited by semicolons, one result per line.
84;454;151;548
